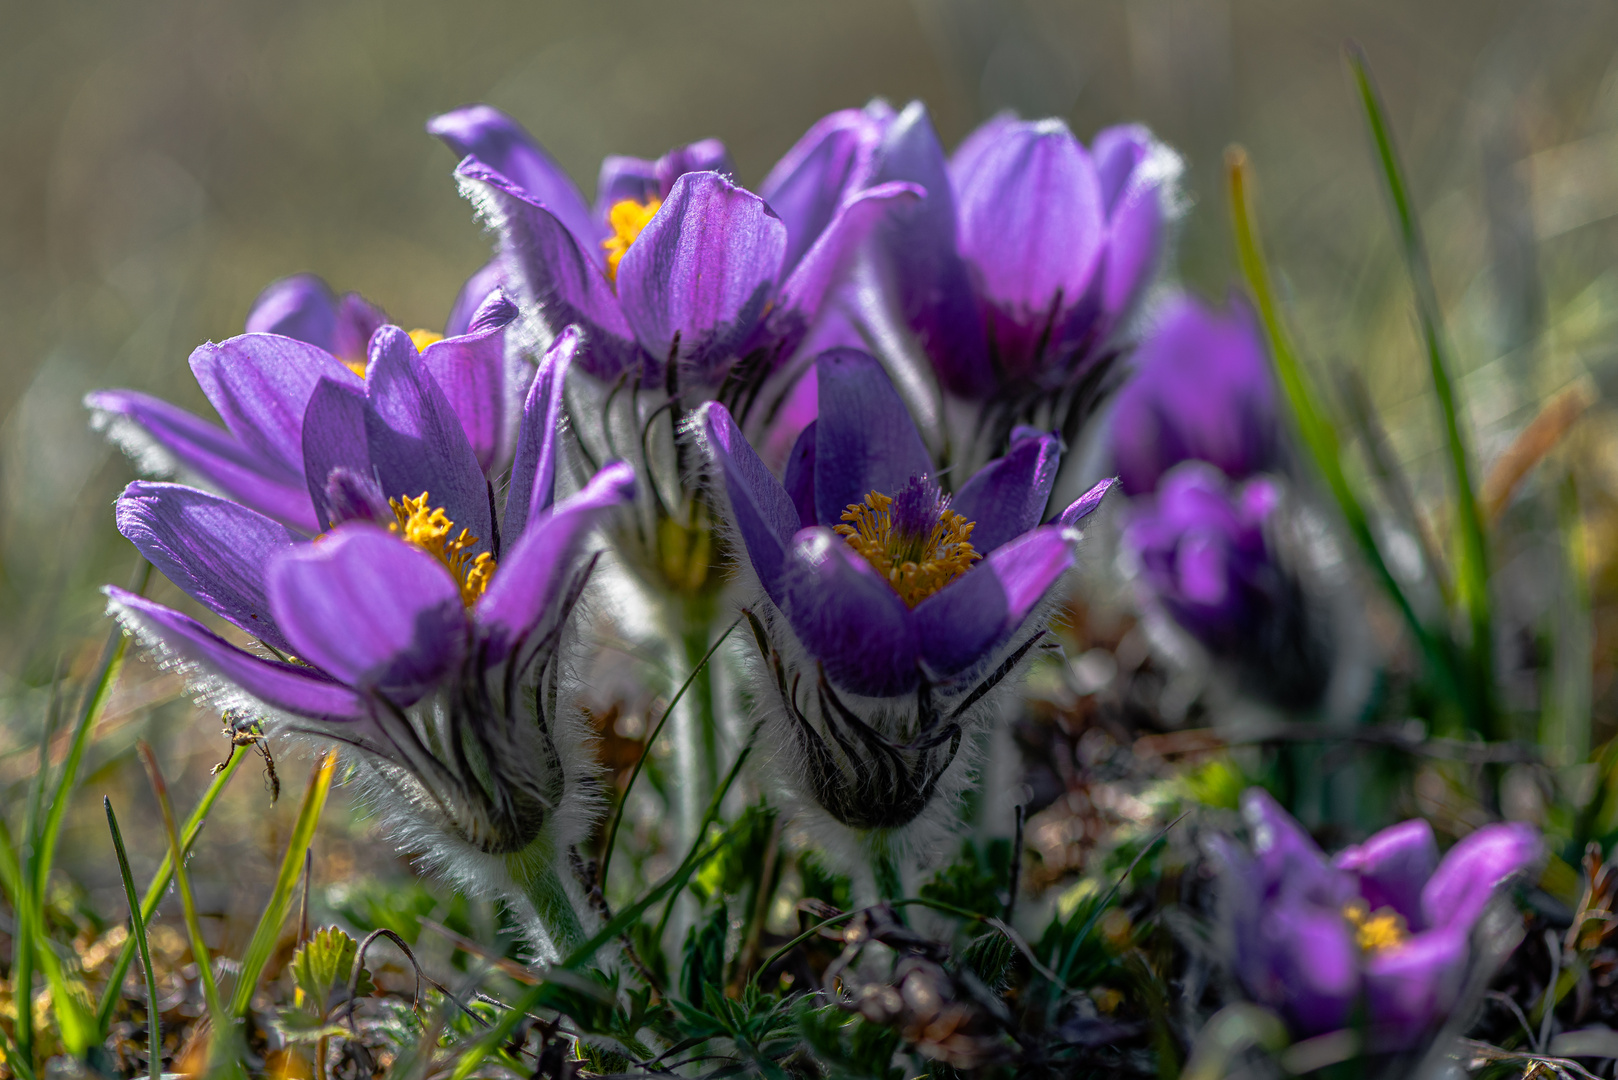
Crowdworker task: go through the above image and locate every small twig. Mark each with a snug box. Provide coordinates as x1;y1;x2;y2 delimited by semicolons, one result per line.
1136;722;1541;765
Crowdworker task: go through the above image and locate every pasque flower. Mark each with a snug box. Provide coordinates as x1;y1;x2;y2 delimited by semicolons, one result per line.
87;289;525;533
433;103;921;389
1215;788;1540;1051
855;103;1180;407
700;347;1110;840
101;324;632;955
1108;294;1279;496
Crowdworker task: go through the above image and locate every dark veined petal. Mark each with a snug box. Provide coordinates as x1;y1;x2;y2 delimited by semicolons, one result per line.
1058;477;1117;527
454;157;643;380
1362;927;1468;1050
781;420;817;528
363;326;495;556
86;388;320;532
869;101;990;399
188;333;364;481
1420;822;1540;933
698;401;801;605
780;527;919;698
301;377;369;531
810;348;932;528
115;481;301;654
476;461;635;664
913;526;1072;681
104;587;365;720
267;526;468;703
596;138;735;219
615;171;787;382
1334;819;1439;930
504;327;578;541
951;430;1062;553
445;258;506;337
429;104;598;254
420;291;518;473
245;274;338;352
760;102;894;275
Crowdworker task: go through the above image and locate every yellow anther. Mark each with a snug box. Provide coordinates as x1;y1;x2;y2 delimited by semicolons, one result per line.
408;328;444;353
388;492;496;607
602;197;662;282
1342;900;1409;954
835;490;981;608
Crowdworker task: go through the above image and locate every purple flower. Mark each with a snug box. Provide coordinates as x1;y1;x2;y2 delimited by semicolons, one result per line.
1109;294;1279;497
87;291;525;532
861;104;1180;402
1217;788;1540;1051
104;324;634;859
431;104;921;389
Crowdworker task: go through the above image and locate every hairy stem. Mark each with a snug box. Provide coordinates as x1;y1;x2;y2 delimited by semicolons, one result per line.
506;840;588;961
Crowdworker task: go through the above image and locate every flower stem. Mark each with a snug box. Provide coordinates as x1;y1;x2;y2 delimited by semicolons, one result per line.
671;594;720;850
506;841;588;960
870;836;905;902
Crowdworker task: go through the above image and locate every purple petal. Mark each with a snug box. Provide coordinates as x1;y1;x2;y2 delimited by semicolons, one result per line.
770;180;923;358
333;293;390;364
267;525;468;702
810;348;932;527
951;430;1061;553
946;111;1018;194
115;481;301;654
615;171;787;383
364;326;495;555
1421;822;1540;933
780;527;918;698
914;526;1072;681
86;388;319;532
698;401;801;604
188;332;364;481
1250;901;1360;1036
105;587;365;719
1101;176;1164;323
1334;819;1439;930
955;120;1105;364
869;102;990;399
476;461;634;663
445;259;505;337
1058;477;1117;527
1240;788;1349;906
1108;295;1278;496
781;420;817;528
504;327;577;541
1090;124;1155;214
420;293;517;472
454;157;643;380
245;274;338;351
596;138;735;219
760;103;893;274
301;377;370;531
429;105;598;254
1363;927;1468;1050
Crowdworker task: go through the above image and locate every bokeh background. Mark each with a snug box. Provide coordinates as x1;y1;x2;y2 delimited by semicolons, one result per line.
5;0;1618;997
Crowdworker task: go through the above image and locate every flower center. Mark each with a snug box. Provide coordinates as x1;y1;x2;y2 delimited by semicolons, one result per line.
835;477;981;607
388;491;496;607
1342;900;1409;954
342;328;445;378
602;197;662;283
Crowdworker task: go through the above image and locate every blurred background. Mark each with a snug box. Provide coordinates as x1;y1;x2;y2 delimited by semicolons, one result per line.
5;0;1618;1018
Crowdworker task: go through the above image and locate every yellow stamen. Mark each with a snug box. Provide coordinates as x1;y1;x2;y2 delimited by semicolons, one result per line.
1343;900;1409;954
341;329;445;378
834;490;981;607
388;492;496;607
602;197;662;282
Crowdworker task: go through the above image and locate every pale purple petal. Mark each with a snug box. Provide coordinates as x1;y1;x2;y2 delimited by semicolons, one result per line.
810;348;932;526
1058;477;1117;527
947;111;1018;194
245;274;338;351
1334;819;1439;929
1363;927;1468;1050
760;102;893;274
420;292;517;472
1090;124;1155;214
445;259;506;337
105;586;365;719
950;430;1061;553
699;401;801;604
1421;822;1540;933
115;481;301;654
504;327;577;540
1252;901;1360;1036
780;528;918;698
267;526;468;702
1240;788;1349;906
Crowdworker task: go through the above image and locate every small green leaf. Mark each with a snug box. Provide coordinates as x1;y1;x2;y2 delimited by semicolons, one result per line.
269;1011;352;1043
289;926;373;1016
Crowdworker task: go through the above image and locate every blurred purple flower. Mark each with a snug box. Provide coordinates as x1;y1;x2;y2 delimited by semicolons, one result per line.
861;104;1180;402
1109;294;1279;497
1217;788;1540;1050
431;104;920;388
87;292;525;531
103;325;634;859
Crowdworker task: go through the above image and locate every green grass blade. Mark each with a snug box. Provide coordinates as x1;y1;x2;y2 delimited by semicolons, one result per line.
105;798;160;1080
1347;46;1496;735
227;750;337;1017
96;743;248;1030
136;742;226;1024
0;1016;36;1080
1226;147;1467;715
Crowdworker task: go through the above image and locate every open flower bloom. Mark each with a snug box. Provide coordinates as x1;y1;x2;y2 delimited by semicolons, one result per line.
433;103;921;388
1108;294;1279;496
857;103;1179;403
1216;788;1540;1051
105;324;633;866
86;291;524;533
